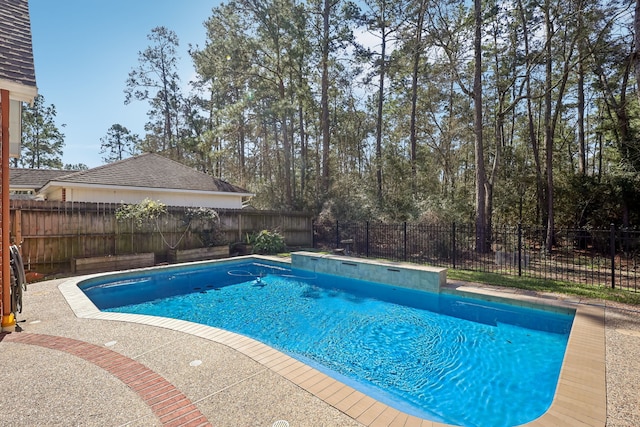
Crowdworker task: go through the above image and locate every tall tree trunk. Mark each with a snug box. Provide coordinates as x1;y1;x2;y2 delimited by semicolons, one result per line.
545;0;575;250
486;110;503;244
376;29;387;204
444;78;456;200
238;88;247;187
321;0;331;196
473;0;488;252
409;0;427;191
279;77;293;208
299;102;307;202
517;0;545;225
634;0;640;106
544;1;555;252
577;2;586;175
577;56;586;175
161;59;172;154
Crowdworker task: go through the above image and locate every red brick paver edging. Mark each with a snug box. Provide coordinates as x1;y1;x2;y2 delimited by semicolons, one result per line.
0;332;211;427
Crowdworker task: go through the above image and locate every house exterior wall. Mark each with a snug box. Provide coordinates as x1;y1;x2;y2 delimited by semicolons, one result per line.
45;186;245;209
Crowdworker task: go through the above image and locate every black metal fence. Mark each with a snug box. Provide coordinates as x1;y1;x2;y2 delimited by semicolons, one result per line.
313;221;640;292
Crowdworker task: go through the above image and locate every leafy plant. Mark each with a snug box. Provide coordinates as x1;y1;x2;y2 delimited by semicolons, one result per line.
116;199;222;249
185;206;220;223
245;232;257;245
252;229;285;254
115;198;167;228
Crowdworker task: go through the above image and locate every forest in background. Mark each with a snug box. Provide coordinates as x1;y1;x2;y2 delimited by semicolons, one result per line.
17;0;640;252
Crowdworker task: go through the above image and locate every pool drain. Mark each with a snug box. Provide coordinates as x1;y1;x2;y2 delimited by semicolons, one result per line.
272;421;289;427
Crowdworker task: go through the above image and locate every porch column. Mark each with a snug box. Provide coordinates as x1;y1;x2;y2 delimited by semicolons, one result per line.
1;89;14;330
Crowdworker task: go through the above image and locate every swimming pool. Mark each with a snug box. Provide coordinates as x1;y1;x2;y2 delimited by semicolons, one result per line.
79;257;574;427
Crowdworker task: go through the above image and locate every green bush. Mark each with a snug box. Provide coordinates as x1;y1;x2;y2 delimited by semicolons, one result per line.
116;199;223;248
252;229;285;254
115;198;167;228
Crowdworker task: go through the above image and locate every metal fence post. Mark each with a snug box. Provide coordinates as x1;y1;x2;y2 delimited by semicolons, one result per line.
403;222;407;261
312;220;315;249
366;221;370;258
610;223;616;289
517;223;522;277
452;222;457;269
336;220;340;249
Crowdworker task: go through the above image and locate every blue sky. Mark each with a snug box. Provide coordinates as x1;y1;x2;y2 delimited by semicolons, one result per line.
29;0;218;169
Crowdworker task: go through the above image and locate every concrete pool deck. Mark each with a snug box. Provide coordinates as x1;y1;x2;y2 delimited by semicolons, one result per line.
0;269;638;426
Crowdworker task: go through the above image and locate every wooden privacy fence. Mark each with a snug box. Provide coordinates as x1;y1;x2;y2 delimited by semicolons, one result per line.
9;200;313;275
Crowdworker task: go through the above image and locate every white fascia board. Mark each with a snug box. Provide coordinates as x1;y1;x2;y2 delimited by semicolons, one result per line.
0;80;38;103
40;181;255;198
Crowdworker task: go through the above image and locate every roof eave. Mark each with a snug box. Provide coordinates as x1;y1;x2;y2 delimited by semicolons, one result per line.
0;79;37;103
40;181;255;198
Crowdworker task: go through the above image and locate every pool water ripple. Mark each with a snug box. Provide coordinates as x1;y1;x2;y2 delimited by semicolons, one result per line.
87;264;572;427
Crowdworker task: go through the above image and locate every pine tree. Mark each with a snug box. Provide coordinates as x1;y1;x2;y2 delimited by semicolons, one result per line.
17;94;65;169
100;124;139;163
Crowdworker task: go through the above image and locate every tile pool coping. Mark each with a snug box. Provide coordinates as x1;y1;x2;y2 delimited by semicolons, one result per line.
58;259;606;427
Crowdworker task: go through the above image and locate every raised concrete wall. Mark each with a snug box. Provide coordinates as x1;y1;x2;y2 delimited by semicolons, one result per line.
291;251;447;293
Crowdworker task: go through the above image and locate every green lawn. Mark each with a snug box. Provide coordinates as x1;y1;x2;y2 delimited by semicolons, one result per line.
447;269;640;305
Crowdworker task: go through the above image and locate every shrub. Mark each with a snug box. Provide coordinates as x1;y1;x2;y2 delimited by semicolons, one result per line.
252;229;285;254
116;199;223;249
116;198;167;229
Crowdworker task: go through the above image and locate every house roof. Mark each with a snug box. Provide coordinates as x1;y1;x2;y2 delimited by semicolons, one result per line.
43;153;251;194
10;168;75;190
0;0;37;101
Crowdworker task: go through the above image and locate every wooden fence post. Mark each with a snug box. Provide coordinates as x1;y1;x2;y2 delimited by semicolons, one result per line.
14;209;22;245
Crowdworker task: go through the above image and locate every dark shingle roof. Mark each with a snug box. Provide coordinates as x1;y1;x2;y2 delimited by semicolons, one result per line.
10;168;76;190
50;153;251;194
0;0;37;89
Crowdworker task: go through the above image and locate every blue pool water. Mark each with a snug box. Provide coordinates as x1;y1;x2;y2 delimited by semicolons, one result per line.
81;260;573;427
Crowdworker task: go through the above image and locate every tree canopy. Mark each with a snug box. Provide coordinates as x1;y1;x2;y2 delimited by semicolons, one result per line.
29;0;640;243
135;0;640;235
100;124;139;163
15;94;65;169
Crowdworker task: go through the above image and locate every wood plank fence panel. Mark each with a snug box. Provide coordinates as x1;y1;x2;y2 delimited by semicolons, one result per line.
9;200;313;275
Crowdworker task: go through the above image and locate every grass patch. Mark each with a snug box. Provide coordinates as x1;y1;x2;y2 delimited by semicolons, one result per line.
448;269;640;305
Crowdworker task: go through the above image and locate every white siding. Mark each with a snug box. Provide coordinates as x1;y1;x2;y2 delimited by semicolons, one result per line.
46;186;245;209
